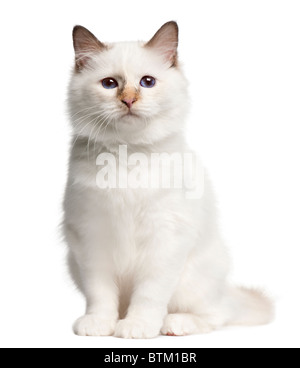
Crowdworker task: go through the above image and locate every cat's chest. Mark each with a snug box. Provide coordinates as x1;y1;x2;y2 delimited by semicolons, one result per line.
95;147;153;191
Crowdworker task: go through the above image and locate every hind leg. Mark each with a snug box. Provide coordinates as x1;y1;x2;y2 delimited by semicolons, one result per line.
163;282;230;337
162;239;231;336
161;313;217;336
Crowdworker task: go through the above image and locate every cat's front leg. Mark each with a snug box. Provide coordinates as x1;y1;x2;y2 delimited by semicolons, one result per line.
65;194;120;337
115;223;191;339
72;262;119;337
66;225;119;337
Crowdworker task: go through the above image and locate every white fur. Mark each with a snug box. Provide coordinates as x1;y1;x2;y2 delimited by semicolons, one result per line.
63;24;273;338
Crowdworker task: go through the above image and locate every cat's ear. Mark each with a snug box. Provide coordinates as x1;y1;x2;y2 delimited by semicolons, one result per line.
145;21;179;67
72;26;106;72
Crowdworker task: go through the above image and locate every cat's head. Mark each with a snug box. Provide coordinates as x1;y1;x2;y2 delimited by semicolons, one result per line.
68;22;189;146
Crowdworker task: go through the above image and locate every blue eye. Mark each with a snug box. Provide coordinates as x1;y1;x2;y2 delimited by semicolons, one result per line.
102;78;118;89
140;76;156;88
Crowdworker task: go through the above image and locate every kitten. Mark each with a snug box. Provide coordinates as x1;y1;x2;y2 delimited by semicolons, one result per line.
63;22;273;338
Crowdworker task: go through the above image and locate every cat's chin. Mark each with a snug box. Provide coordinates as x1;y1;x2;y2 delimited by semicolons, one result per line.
121;112;140;119
119;112;143;124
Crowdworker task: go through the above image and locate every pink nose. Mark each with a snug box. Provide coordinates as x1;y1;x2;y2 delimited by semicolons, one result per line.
121;98;137;109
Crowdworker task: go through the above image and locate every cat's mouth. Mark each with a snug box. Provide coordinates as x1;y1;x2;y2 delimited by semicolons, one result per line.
122;111;140;119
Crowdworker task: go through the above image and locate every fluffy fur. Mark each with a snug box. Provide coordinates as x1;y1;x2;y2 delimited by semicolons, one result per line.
63;22;273;338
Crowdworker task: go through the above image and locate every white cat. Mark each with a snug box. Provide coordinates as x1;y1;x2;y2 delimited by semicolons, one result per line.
63;22;272;338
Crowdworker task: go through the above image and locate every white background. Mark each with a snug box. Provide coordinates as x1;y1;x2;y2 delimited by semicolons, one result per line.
0;0;299;349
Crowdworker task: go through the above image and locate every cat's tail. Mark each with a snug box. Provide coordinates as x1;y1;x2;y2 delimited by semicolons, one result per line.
224;286;274;327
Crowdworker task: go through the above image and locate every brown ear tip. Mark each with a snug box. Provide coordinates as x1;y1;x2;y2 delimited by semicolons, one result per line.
73;25;83;34
73;26;80;39
165;21;179;31
161;21;179;40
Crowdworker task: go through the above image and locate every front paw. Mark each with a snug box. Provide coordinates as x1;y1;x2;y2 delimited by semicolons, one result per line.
114;318;161;339
73;315;117;337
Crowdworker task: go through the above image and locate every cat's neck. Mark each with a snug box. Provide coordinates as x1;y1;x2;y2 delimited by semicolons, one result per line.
72;131;187;157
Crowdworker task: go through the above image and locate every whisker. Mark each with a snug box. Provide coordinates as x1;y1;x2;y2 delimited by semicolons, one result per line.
71;114;101;151
87;121;99;162
69;104;100;119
